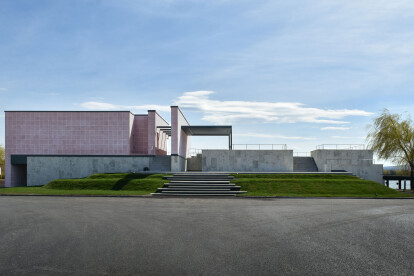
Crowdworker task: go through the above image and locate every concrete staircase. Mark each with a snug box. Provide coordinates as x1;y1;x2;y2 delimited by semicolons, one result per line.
293;157;318;172
152;173;247;196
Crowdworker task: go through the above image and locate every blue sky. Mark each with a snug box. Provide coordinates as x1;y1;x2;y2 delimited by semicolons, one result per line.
1;0;414;163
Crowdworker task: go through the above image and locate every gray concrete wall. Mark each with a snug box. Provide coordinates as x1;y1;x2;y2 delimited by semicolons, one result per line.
171;155;186;172
311;150;383;183
27;156;171;186
202;150;293;172
187;154;202;171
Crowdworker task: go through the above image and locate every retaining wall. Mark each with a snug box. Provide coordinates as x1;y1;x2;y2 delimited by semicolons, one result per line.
27;156;171;186
311;149;383;183
202;150;293;172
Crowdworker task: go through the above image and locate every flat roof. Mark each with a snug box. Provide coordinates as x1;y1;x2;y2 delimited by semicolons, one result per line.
181;125;232;136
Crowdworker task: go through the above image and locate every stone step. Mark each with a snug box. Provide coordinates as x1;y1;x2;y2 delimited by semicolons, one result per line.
169;175;234;179
162;186;240;191
170;174;234;177
169;180;230;184
157;187;233;191
293;157;318;172
151;193;237;196
154;190;247;194
165;179;233;182
154;173;247;196
165;184;238;187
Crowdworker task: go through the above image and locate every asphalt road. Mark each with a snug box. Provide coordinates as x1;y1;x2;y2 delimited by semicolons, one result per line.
0;196;413;275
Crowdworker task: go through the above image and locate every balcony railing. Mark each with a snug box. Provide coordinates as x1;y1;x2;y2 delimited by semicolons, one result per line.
316;144;365;150
293;152;311;157
232;144;288;150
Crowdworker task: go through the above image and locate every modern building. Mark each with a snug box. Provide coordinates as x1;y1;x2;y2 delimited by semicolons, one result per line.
4;106;382;187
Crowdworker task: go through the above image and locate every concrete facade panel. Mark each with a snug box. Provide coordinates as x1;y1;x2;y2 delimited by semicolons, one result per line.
202;150;293;172
187;154;202;171
171;155;186;172
311;149;383;183
27;156;172;186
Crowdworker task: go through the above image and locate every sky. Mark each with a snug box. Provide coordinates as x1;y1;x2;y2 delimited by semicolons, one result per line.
1;0;414;164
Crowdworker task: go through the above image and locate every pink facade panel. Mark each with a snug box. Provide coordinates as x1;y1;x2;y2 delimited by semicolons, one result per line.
5;111;133;187
147;111;169;155
131;115;149;154
154;112;169;155
171;106;190;158
147;111;156;155
4;110;170;187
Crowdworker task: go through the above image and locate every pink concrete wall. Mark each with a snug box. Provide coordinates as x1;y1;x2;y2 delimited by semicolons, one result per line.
5;111;133;187
147;111;156;155
154;112;169;155
131;115;148;154
147;111;169;155
171;106;190;158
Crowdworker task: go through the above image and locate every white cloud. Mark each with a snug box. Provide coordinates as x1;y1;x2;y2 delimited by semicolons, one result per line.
79;101;170;112
237;133;315;141
78;91;372;125
321;127;350;131
175;91;372;124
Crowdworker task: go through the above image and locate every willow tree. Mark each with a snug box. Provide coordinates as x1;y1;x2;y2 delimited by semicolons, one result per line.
367;109;414;190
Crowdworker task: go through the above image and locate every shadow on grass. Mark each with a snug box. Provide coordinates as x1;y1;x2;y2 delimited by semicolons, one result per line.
112;173;150;190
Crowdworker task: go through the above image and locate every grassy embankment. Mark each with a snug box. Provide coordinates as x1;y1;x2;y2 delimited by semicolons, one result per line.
0;173;413;197
0;173;167;195
232;174;414;197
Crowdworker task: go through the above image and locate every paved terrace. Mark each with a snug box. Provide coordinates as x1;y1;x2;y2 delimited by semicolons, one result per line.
0;197;413;275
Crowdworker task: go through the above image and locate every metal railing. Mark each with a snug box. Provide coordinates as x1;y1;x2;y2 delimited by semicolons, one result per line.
232;144;288;150
293;152;310;157
189;148;202;157
316;144;365;150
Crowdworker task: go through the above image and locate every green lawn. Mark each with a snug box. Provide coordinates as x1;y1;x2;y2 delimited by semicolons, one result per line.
0;173;168;195
1;173;413;198
232;174;414;197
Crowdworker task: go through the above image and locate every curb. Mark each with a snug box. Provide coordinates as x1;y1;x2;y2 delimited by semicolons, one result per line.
0;194;413;199
0;194;151;198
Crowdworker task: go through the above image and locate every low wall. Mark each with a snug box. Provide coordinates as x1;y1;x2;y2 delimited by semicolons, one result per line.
171;155;186;172
27;156;171;186
202;150;293;172
311;150;383;183
187;154;202;171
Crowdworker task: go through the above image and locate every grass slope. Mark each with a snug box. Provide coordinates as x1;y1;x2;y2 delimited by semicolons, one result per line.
0;173;168;195
1;173;413;198
232;174;414;197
